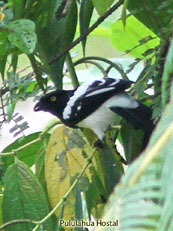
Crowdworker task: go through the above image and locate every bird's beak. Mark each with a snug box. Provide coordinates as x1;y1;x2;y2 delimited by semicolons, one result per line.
34;101;42;112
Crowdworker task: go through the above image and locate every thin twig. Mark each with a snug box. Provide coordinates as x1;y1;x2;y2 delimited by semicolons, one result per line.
0;121;61;156
32;148;97;231
74;56;128;79
0;219;33;230
49;0;125;65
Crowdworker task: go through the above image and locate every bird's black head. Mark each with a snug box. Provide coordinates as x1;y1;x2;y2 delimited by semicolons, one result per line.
34;90;71;118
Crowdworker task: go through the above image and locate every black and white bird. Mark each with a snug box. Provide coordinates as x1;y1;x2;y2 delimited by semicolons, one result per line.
34;78;153;142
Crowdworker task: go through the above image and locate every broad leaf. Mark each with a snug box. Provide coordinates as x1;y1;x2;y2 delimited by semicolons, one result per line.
127;0;173;37
35;0;77;88
161;38;173;109
7;19;37;54
1;132;50;172
8;0;26;18
110;15;160;59
120;121;144;163
2;159;53;231
45;125;90;220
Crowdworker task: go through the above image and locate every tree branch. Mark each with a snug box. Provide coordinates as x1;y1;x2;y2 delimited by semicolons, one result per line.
49;0;125;65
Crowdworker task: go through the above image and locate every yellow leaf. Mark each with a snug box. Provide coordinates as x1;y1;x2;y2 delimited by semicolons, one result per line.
0;12;5;22
45;125;91;219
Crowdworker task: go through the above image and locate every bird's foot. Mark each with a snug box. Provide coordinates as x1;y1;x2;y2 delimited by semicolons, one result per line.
94;139;104;149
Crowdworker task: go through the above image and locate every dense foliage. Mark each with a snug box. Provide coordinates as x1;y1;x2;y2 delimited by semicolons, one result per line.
0;0;173;230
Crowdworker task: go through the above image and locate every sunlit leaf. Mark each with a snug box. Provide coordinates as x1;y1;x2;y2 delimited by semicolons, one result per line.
127;0;173;36
110;15;160;59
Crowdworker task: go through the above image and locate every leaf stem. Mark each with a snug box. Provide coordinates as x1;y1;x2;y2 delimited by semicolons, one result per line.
0;219;33;230
65;52;79;88
32;148;97;231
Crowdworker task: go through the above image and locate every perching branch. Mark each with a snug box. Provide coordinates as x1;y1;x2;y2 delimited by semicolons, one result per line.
49;0;125;65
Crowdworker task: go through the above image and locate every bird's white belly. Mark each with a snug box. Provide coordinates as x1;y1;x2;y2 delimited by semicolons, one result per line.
78;103;116;140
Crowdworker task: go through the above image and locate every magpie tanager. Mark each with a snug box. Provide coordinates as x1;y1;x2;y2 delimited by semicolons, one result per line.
34;78;153;143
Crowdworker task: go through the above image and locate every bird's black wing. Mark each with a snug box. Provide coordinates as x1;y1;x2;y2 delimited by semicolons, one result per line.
62;78;133;125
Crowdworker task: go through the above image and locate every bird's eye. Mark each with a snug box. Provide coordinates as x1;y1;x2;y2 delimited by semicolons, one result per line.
50;96;57;102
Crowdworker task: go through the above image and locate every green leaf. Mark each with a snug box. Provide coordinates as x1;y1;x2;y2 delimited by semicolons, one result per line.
0;30;10;79
7;19;37;54
11;53;18;73
1;132;50;172
161;38;173;108
35;150;47;191
0;55;7;80
75;185;83;223
120;121;144;163
110;15;160;59
2;159;53;231
121;0;129;28
97;142;124;194
86;167;107;217
35;0;77;88
127;0;173;37
8;0;26;18
60;0;78;52
7;102;16;121
0;188;3;227
149;84;173;149
92;0;115;16
0;30;10;55
80;0;94;55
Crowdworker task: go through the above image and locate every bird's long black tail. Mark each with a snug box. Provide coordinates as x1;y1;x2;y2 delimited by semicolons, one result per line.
110;101;154;150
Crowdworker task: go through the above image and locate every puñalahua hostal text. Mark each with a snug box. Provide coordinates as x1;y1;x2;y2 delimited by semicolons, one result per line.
59;219;118;227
